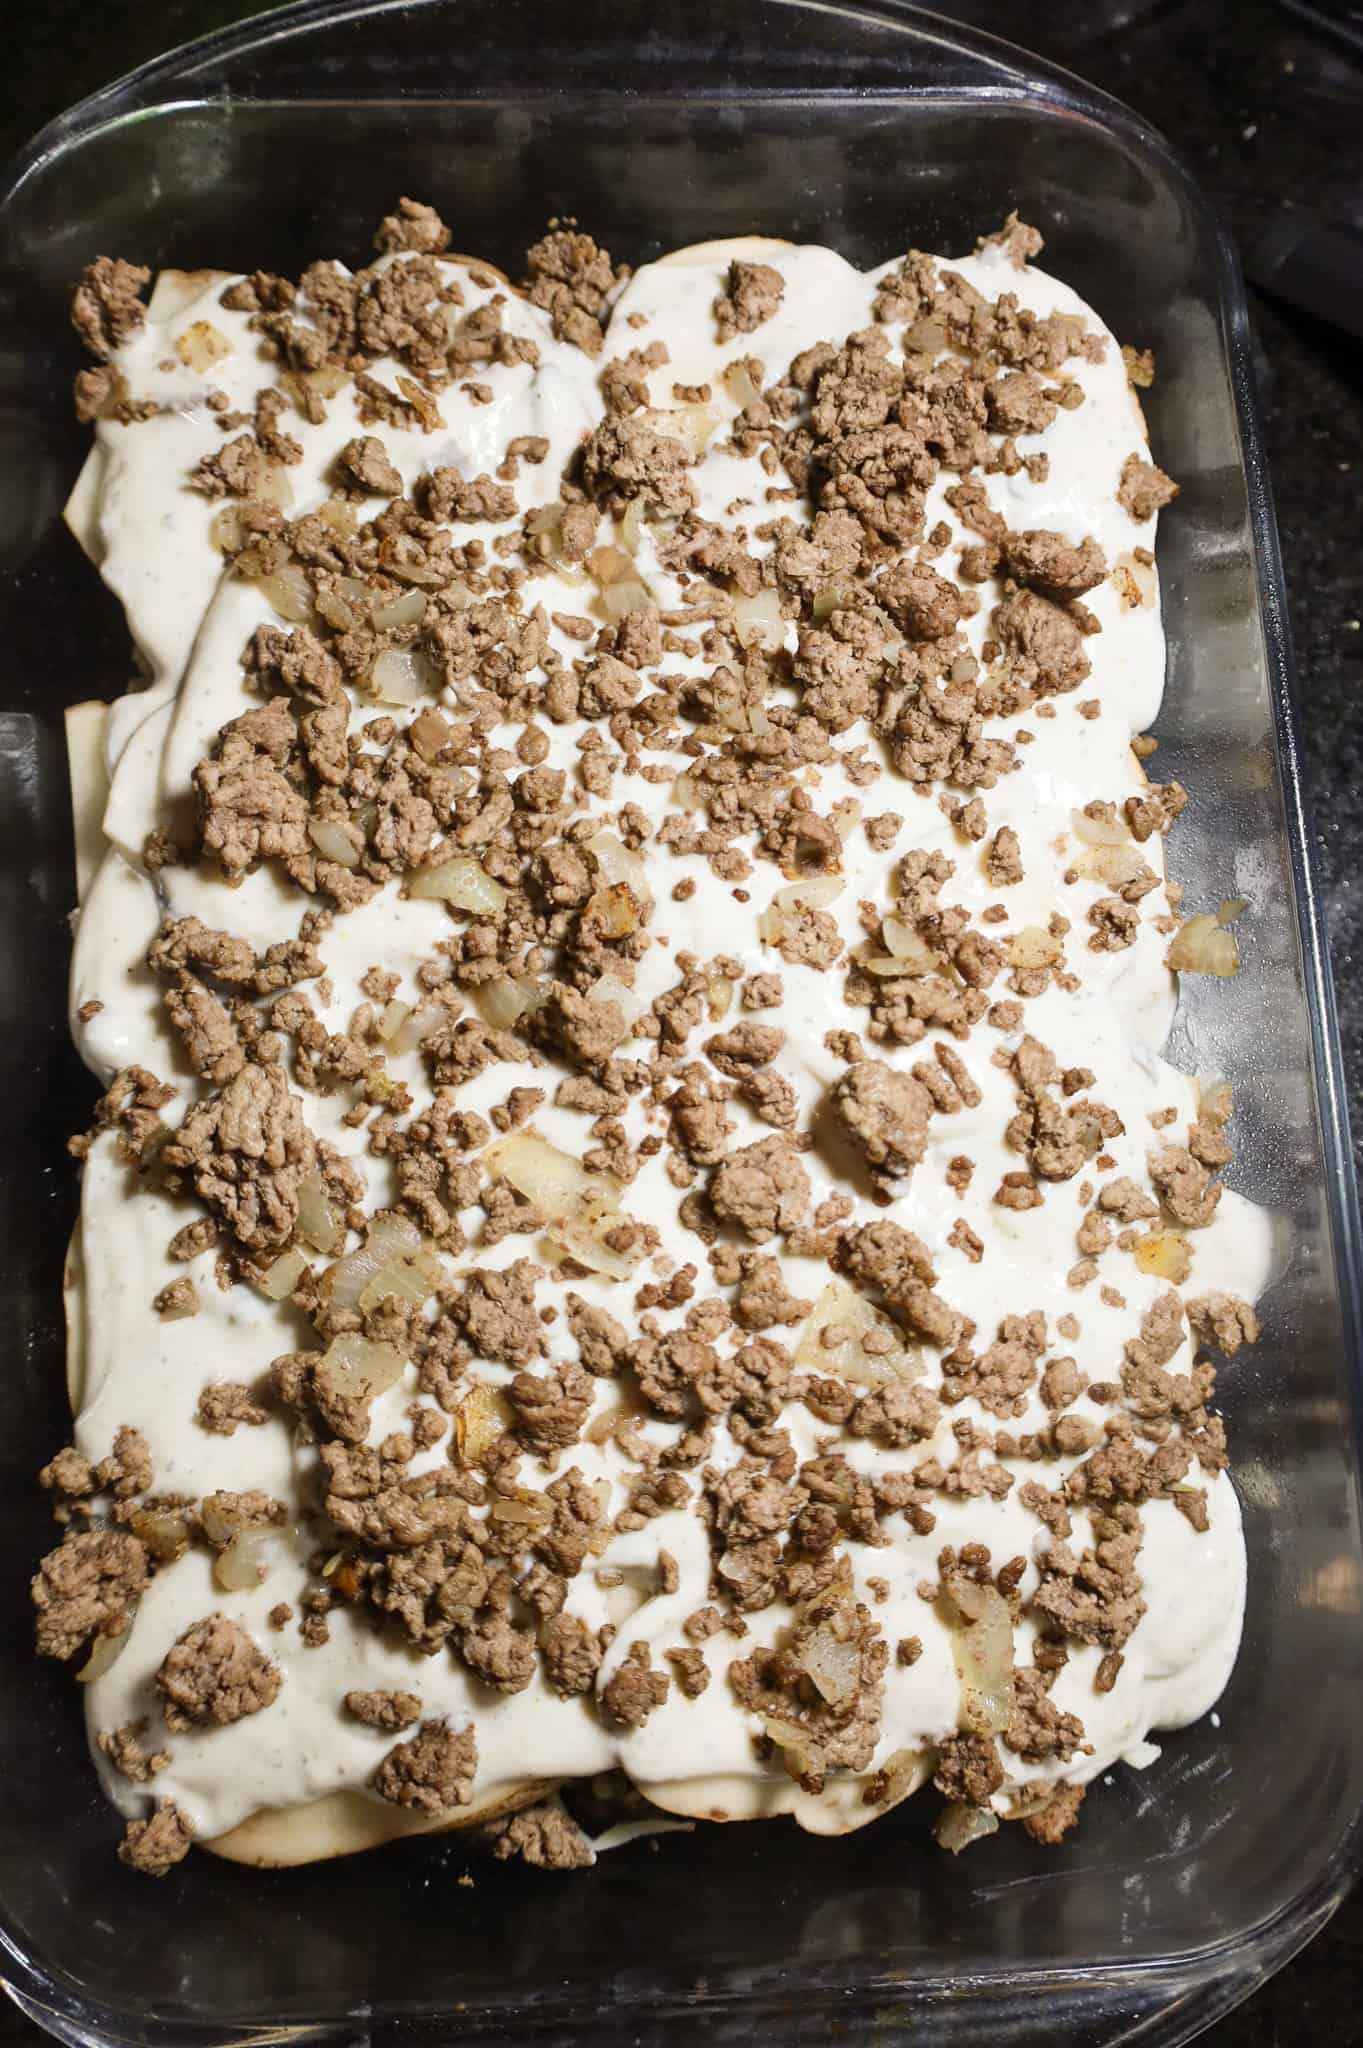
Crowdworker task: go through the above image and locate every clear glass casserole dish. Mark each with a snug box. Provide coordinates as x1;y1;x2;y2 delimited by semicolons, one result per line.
0;2;1359;2041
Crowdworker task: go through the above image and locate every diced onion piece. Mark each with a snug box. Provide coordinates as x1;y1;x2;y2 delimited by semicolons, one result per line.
812;577;857;623
406;854;508;912
77;1619;133;1684
603;578;653;619
882;916;938;974
484;1131;600;1221
585;1401;632;1445
733;588;786;652
176;320;231;371
587;544;637;590
389;999;454;1053
704;966;734;1020
296;1171;342;1256
723;361;764;409
295;364;348;401
486;1132;633;1279
357;1243;443;1314
935;1801;1000;1854
1114;549;1157;607
471;976;543;1031
371;645;435;706
128;1510;191;1562
255;464;294;512
759;1713;818;1787
776;875;843;913
590;973;643;1027
456;1384;515;1465
869;1747;927;1808
321;502;360;540
944;1574;1015;1736
213;1530;270;1593
210;504;244;554
320;1332;407;1401
546;1198;646;1280
586;883;644;939
378;1000;412;1043
256;1245;308;1300
1008;926;1063;970
1074;844;1152;890
199;1493;269;1548
321;1212;423;1315
638;404;718;456
1133;1228;1192;1282
371;588;427;632
254;560;314;624
316;588;357;633
795;1622;862;1709
488;1487;553;1530
759;874;844;943
1219;897;1248;925
379;535;447;586
588;832;654;913
526;504;588;582
308;816;362;869
1167;913;1239;977
619;499;646;556
998;1783;1058;1823
1072;805;1129;847
793;1279;923;1388
333;574;371;610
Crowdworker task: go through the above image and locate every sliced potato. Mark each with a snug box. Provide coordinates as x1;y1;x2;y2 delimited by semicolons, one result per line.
64;700;111;906
64;1226;86;1412
146;267;237;322
653;236;797;268
63;447;108;566
206;1779;555;1866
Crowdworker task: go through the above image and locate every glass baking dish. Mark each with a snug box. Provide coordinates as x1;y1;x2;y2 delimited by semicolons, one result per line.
1;1;1360;2041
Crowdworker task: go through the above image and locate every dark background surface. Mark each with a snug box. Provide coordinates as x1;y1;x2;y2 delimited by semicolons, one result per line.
1;0;1360;2041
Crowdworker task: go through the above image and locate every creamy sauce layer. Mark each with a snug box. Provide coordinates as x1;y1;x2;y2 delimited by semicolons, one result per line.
64;233;1272;1849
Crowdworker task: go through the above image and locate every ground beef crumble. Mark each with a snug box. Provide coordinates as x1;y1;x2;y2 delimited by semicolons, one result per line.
373;1718;478;1812
118;1801;194;1875
98;1721;172;1783
715;260;785;342
32;1530;147;1661
156;1613;282;1731
831;1058;933;1186
72;257;149;357
708;1136;810;1242
345;1688;423;1730
479;1798;594;1869
1118;452;1179;522
934;1732;1003;1806
524;229;623;355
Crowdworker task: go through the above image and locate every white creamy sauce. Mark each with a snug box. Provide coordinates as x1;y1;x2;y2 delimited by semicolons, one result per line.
63;234;1273;1850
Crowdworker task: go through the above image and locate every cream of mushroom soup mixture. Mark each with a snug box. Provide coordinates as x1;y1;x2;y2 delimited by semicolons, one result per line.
37;198;1270;1876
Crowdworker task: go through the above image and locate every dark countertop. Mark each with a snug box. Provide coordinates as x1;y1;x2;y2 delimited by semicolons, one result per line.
3;1;1360;2042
